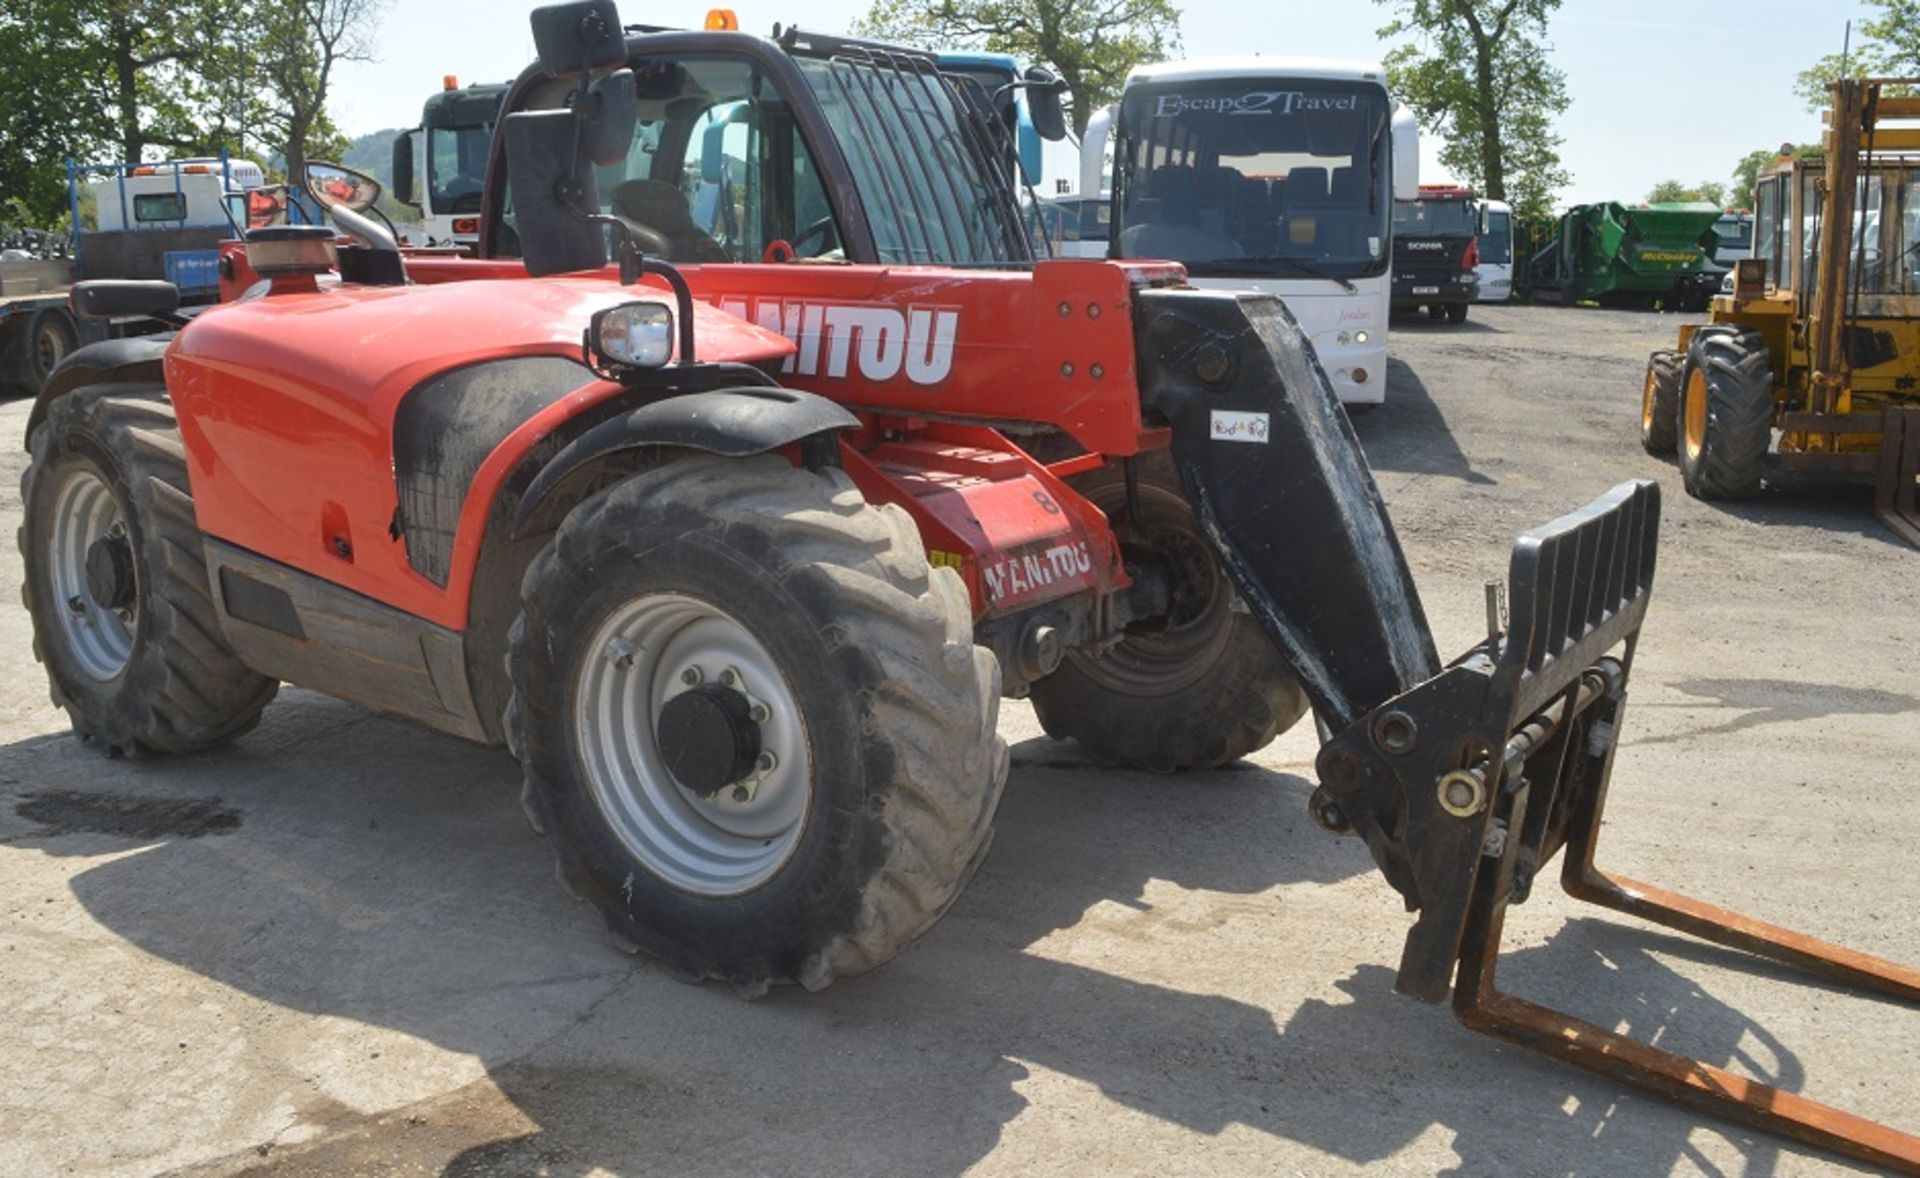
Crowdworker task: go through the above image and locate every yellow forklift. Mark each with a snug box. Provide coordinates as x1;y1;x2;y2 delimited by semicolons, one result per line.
1639;77;1920;545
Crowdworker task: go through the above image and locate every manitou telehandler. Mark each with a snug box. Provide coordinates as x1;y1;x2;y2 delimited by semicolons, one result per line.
1642;77;1920;545
22;4;1918;1168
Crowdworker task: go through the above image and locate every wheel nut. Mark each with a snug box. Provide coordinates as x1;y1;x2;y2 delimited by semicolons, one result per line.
719;667;739;688
755;751;777;774
731;785;751;803
748;702;770;724
67;595;87;614
680;666;702;686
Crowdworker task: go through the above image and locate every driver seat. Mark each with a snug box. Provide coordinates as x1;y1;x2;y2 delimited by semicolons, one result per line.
609;179;732;263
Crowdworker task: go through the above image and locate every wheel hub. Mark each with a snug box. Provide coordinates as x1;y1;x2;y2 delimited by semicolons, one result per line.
656;684;762;796
84;533;136;612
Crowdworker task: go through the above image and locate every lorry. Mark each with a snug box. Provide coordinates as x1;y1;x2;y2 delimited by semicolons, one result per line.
1391;182;1480;322
391;78;512;249
2;157;268;395
1528;200;1723;310
25;5;1917;1168
1077;57;1422;407
1639;78;1920;545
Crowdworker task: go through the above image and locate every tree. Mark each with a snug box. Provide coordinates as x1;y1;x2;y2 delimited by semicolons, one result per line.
1729;144;1822;207
235;0;382;182
1376;0;1571;222
856;0;1182;136
1646;180;1725;206
1795;1;1920;110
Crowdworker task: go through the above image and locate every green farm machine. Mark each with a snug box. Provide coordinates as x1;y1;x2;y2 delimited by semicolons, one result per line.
1531;201;1724;310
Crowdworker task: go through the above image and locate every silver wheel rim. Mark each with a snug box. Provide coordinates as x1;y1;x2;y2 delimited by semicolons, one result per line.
48;467;136;681
574;593;811;897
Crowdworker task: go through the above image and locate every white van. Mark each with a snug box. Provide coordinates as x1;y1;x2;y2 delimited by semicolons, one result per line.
1475;198;1513;302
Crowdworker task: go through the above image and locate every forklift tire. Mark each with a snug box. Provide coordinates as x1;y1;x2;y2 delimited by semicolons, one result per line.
20;386;278;756
1028;458;1310;772
507;454;1007;995
1679;329;1772;500
1639;349;1681;456
1445;303;1469;324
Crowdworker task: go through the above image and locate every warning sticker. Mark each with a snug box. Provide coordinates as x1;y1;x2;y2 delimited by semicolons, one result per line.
1210;410;1271;443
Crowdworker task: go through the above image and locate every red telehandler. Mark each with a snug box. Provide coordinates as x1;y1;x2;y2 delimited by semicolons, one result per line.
19;4;1918;1168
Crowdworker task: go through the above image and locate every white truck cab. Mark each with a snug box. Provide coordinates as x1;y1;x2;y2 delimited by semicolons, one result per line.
1080;57;1419;405
91;159;267;231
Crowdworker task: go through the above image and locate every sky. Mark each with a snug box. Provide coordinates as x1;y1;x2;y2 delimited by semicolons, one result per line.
330;0;1869;207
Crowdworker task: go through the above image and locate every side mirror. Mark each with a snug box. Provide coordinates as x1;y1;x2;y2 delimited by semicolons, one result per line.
1391;104;1419;201
1080;104;1113;204
503;109;608;276
530;0;626;77
1025;66;1068;142
581;68;638;166
391;131;416;205
304;161;383;213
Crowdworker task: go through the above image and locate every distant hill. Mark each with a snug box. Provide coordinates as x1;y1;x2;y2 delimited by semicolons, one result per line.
343;128;405;191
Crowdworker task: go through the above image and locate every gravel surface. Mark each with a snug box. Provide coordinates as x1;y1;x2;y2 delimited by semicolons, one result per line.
2;303;1914;1176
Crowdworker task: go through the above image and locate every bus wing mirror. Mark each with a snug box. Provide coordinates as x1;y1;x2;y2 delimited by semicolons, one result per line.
1391;104;1420;201
391;131;416;206
1080;104;1113;206
1025;67;1069;141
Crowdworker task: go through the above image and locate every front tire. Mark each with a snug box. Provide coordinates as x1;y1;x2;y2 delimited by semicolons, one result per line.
508;454;1006;994
1680;329;1772;499
1028;459;1309;771
20;387;278;756
1640;349;1681;456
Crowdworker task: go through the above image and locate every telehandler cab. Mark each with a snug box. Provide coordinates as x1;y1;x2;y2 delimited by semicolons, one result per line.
23;4;1918;1168
1642;77;1920;545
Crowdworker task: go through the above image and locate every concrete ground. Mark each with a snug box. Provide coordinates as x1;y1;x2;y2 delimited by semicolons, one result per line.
2;304;1915;1176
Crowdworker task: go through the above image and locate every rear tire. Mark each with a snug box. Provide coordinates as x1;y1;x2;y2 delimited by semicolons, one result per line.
1679;329;1773;499
20;386;278;756
508;454;1006;994
26;310;78;393
1445;302;1468;324
1028;459;1309;771
1640;349;1681;456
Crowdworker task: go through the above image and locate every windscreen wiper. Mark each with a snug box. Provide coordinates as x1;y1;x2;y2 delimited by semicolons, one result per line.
1193;256;1358;292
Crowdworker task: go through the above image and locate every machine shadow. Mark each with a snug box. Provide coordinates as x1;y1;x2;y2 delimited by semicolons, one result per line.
1353;357;1497;486
2;700;1857;1175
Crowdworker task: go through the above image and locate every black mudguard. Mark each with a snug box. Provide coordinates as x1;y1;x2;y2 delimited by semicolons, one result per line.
27;335;174;443
512;386;859;537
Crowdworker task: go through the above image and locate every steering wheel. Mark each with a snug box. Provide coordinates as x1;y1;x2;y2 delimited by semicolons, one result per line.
789;214;839;257
614;216;673;258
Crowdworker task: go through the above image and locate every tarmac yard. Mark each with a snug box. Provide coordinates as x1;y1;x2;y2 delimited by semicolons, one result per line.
2;304;1915;1176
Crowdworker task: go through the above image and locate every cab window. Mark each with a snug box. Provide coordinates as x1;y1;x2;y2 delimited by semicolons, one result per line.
508;55;839;264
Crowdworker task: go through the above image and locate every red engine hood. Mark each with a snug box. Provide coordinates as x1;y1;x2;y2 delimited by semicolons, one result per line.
173;276;798;395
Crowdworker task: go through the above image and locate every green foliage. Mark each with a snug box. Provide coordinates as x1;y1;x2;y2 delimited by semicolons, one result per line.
1729;144;1822;207
1376;0;1571;222
1795;1;1920;110
1646;180;1726;207
0;0;383;223
855;0;1183;135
